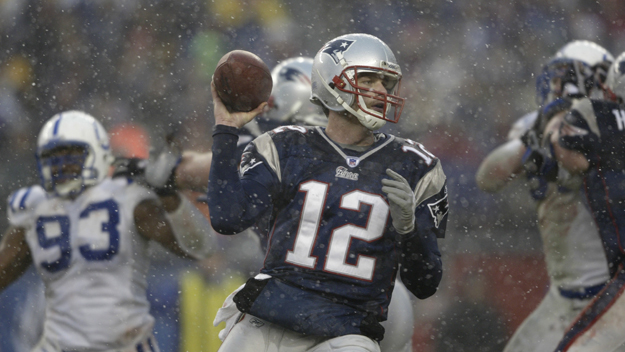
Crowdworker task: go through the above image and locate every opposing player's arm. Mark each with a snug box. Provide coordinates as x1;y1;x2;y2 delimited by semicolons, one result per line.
134;195;197;259
550;99;596;174
0;226;32;291
475;139;526;193
174;151;213;192
551;127;590;174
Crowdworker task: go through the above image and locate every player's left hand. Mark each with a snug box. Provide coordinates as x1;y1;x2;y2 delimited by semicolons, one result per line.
382;169;416;234
210;80;268;129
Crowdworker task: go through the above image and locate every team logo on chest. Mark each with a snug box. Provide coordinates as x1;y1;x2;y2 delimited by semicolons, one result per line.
335;166;359;181
346;156;360;168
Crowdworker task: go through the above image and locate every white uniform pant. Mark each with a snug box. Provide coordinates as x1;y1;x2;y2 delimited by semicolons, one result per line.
503;285;594;352
379;280;414;352
31;331;160;352
218;314;381;352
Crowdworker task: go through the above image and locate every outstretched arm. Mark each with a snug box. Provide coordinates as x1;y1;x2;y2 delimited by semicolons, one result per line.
0;226;31;291
475;139;526;193
134;195;206;259
174;151;213;192
550;124;590;174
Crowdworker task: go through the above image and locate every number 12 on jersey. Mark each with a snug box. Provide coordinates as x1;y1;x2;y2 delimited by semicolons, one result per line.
285;181;389;281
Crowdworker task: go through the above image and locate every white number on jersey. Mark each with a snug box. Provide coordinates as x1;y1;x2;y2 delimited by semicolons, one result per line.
36;199;120;272
612;109;625;131
285;180;389;281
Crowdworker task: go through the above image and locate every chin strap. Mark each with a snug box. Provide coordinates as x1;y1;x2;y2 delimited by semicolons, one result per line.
313;68;386;131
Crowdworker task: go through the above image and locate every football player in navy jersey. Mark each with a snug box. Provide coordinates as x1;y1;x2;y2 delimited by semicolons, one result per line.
206;33;447;352
548;52;625;352
476;41;613;352
141;54;420;351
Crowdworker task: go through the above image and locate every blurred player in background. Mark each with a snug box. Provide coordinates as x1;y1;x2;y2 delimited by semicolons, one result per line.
549;51;625;352
206;33;446;352
475;40;613;352
0;111;213;352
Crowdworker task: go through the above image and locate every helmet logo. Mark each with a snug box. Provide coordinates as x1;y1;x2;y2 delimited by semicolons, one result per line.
280;67;311;84
322;39;355;64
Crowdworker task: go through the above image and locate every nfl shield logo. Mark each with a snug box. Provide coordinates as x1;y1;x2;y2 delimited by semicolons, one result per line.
346;157;360;168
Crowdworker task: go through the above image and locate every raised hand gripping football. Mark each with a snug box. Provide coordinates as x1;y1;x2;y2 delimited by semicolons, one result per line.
381;168;416;234
210;80;268;129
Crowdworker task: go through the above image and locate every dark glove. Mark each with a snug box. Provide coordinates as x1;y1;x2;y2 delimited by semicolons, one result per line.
111;157;147;179
521;136;558;201
522;98;573;146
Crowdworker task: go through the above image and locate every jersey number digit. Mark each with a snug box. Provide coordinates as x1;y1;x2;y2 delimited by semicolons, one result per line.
612;109;625;131
285;181;389;281
36;199;121;272
36;216;71;273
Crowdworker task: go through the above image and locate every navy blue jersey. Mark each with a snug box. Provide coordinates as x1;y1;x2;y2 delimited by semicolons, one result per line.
561;98;625;272
207;125;446;338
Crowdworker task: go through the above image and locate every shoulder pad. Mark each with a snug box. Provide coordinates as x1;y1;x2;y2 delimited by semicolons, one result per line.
267;125;311;137
414;161;447;207
507;111;539;141
7;185;47;228
398;138;439;167
243;132;281;182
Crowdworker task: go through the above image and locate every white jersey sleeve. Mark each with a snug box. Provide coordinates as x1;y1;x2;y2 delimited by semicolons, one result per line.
7;185;47;229
507;111;538;141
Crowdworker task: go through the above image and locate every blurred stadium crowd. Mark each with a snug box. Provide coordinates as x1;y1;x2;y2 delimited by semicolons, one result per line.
1;0;625;351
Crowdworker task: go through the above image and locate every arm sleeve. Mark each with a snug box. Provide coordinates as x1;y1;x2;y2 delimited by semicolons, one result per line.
207;125;273;235
7;186;47;229
400;165;448;299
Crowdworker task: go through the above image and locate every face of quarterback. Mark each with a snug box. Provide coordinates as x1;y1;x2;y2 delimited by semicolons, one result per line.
355;72;397;114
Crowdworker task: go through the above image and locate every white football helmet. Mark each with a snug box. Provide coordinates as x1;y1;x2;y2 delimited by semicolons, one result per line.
555;40;614;97
311;33;405;130
605;51;625;101
37;110;113;197
265;57;327;127
555;40;614;67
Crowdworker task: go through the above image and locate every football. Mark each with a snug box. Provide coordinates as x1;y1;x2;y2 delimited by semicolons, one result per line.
213;50;273;112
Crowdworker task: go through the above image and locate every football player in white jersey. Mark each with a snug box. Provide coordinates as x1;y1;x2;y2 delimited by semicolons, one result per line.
0;111;212;352
475;41;613;352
